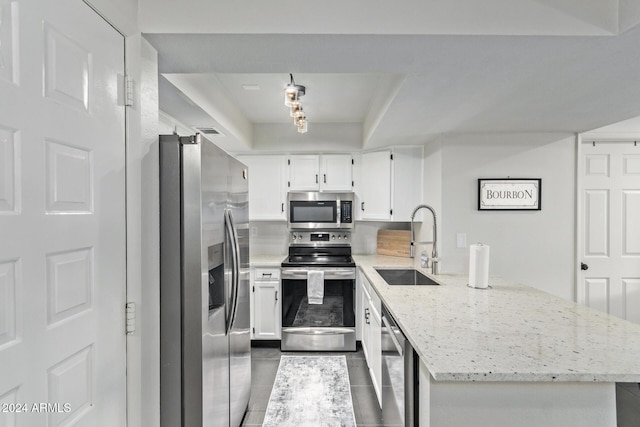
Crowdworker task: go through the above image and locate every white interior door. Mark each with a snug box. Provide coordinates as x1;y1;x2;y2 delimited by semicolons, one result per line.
578;141;640;323
0;0;126;425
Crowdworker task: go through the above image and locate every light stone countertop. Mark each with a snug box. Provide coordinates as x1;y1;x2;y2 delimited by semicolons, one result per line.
354;254;640;383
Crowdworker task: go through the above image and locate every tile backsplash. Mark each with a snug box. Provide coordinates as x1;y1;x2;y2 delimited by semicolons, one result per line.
249;221;411;255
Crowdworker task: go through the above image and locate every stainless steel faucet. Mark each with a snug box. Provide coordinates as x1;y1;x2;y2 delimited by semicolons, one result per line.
410;204;439;275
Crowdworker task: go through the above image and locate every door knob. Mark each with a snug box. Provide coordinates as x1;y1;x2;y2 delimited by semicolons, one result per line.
581;262;589;271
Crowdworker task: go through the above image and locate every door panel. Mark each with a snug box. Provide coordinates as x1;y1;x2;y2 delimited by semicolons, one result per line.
584;190;609;256
579;141;640;323
622;279;640;323
622;191;640;255
0;0;126;425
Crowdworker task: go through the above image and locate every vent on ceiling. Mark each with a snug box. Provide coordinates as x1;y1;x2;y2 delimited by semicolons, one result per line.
196;127;224;136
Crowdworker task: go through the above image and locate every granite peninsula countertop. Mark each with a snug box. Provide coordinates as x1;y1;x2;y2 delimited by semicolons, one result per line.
354;254;640;383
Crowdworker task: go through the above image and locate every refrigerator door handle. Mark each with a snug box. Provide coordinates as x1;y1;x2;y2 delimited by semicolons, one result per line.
226;209;241;332
223;210;237;334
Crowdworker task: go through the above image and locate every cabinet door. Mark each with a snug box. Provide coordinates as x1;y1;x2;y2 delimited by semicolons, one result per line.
360;150;392;220
369;309;382;405
288;155;320;191
252;270;281;340
240;155;287;220
321;154;353;191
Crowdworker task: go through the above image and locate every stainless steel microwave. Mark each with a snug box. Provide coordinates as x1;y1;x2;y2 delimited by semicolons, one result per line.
287;192;354;229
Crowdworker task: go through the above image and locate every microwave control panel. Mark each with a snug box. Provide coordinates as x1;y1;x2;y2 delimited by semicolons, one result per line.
340;201;353;224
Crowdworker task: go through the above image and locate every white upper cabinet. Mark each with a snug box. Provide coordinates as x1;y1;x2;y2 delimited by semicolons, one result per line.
288;154;353;192
356;146;423;222
288;155;321;191
320;154;354;191
238;155;288;220
239;148;421;222
359;150;393;220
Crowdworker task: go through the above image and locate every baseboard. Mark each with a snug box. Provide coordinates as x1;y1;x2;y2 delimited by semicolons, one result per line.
251;340;281;348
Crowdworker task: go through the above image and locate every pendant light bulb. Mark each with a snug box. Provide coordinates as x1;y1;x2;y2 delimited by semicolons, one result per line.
284;74;308;133
290;102;302;117
297;119;308;133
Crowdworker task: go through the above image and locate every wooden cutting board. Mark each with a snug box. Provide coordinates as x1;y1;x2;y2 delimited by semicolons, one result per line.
376;229;411;257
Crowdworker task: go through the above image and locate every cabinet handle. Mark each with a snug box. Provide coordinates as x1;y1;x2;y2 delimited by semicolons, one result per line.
315;174;318;184
281;202;284;213
262;273;272;278
361;202;365;211
324;174;327;183
275;291;278;301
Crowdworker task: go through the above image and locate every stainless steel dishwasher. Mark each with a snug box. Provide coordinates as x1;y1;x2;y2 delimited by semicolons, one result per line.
381;304;417;426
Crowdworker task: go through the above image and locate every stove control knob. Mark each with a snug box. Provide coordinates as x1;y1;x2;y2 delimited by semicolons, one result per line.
292;234;297;240
338;235;342;240
331;235;336;240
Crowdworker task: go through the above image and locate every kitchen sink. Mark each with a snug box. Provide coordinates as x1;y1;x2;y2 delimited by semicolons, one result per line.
374;268;439;286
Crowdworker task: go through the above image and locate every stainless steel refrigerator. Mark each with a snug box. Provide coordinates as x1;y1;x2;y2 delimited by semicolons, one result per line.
159;134;251;427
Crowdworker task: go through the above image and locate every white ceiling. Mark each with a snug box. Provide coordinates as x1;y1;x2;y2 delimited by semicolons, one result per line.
142;0;640;153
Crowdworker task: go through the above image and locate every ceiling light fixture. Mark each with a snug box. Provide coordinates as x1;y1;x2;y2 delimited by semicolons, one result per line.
284;74;308;133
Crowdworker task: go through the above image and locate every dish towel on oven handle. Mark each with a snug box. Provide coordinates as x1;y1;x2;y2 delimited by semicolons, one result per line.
307;270;325;305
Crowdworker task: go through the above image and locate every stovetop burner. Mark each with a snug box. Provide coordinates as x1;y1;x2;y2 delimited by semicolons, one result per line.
281;243;355;268
282;254;355;268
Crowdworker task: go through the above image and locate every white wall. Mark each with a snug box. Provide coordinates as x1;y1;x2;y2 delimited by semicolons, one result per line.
249;123;362;154
431;133;576;300
85;0;138;35
85;1;161;424
124;35;160;427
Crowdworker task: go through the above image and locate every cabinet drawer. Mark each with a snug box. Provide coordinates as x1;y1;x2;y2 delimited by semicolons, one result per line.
254;268;280;281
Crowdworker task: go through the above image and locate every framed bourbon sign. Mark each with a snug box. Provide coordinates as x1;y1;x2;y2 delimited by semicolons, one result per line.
478;178;541;211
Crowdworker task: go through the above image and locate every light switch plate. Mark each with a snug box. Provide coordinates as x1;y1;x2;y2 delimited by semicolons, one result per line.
456;233;467;248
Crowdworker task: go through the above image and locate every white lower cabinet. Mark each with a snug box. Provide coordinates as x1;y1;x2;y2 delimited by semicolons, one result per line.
358;268;382;405
250;268;281;340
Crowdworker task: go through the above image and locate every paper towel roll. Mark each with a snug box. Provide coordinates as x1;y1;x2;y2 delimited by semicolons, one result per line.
469;243;490;289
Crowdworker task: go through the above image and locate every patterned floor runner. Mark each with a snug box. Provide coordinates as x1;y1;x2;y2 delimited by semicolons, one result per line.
262;355;356;427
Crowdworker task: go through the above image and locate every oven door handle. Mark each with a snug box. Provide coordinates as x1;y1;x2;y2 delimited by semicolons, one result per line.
281;269;355;280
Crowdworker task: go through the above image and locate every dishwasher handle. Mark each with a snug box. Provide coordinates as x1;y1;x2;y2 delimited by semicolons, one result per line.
381;314;404;356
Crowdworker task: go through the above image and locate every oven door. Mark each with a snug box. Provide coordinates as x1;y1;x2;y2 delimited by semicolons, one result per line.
280;267;356;351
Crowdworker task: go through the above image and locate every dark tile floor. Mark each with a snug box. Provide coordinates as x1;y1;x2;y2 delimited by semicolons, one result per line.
241;343;383;427
241;343;640;427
